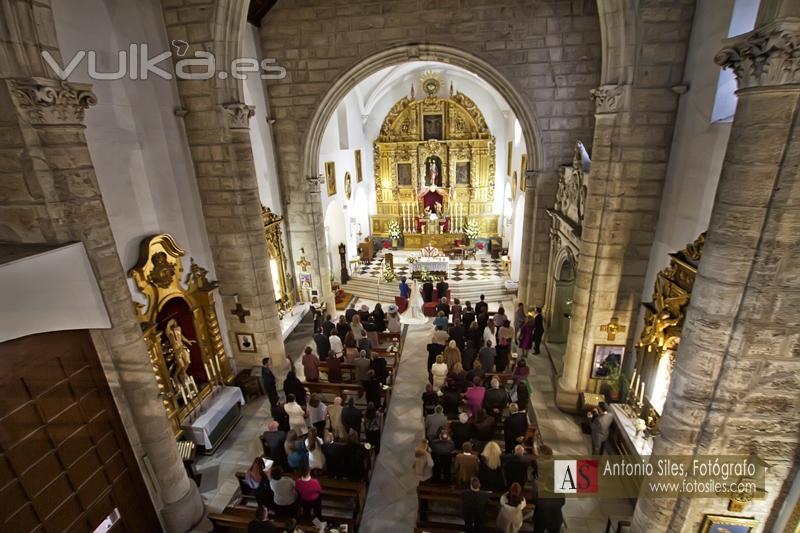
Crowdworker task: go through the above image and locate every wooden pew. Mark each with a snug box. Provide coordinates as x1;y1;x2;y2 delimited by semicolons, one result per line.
416;481;535;530
317;361;395;383
303;380;392;408
209;505;352;532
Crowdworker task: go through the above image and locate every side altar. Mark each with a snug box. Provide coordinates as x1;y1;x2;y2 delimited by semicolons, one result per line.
369;72;499;243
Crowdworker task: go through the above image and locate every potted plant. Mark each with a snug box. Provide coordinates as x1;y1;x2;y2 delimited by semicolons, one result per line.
604;362;623;402
387;219;402;249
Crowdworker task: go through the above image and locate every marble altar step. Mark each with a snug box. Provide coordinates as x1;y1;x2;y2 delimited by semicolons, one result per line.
341;275;512;304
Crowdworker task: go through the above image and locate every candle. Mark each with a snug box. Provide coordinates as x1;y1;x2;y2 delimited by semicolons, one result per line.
179;385;187;405
214;357;222;375
204;361;212;380
639;382;645;405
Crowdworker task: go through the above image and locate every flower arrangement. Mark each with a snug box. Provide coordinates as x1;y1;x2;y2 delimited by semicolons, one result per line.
634;418;647;435
418;268;437;283
463;218;479;240
382;265;397;283
387;219;402;240
406;254;418;264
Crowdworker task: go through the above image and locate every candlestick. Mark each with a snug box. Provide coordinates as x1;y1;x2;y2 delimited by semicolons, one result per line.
214;356;222;375
639;382;645;405
179;385;187;405
204;361;212;380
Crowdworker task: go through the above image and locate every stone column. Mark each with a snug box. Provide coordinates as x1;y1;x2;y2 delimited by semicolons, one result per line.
297;174;336;312
1;77;205;532
516;170;539;304
631;16;800;531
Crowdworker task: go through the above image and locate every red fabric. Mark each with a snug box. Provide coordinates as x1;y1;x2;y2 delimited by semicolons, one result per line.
295;477;321;502
383;240;391;249
422;190;444;211
475;242;485;250
395;296;408;313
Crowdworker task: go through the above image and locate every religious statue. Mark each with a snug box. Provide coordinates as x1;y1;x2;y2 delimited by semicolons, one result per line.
165;318;195;387
424;156;442;187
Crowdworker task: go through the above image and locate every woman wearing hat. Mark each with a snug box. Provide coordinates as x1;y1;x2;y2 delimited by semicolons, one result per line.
386;304;401;333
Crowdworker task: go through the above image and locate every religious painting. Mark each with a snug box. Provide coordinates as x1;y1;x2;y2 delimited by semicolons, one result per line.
520;154;528;191
423;155;443;187
344;172;352;200
325;161;336;196
512;172;518;200
235;332;257;353
699;515;757;533
455;162;470;185
507;141;512;176
354;150;363;182
423;114;443;140
591;344;625;379
397;163;412;186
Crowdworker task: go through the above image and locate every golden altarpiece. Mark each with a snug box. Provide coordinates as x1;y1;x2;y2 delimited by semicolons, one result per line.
370;74;499;249
627;233;706;429
263;206;296;314
129;234;233;435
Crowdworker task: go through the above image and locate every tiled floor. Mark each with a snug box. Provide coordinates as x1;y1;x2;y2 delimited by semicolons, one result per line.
355;250;508;282
194;297;633;531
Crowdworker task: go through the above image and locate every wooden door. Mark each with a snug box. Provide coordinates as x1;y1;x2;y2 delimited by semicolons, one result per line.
0;330;160;532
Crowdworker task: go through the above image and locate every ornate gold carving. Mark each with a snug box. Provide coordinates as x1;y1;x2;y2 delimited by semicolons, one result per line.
715;22;800;89
129;234;231;435
263;206;294;315
7;78;97;125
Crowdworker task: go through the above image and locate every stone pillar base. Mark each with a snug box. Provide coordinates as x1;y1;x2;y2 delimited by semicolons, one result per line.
555;377;582;413
161;481;206;533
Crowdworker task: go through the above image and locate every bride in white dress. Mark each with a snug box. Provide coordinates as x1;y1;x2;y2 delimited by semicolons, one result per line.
402;279;428;324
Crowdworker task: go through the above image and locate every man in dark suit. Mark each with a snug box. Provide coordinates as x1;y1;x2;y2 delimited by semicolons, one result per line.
342;398;363;437
590;402;614;454
503;403;529;453
461;476;490;533
502;445;535;491
474;294;488;317
322;314;336;337
313;331;330;361
533;480;566;533
261;421;288;468
436;277;449;300
260;357;279;406
430;429;455;483
532;306;545;354
321;430;347;478
247;505;278;533
483;378;509;420
462;301;476;329
448;322;465;351
422;280;434;302
435;297;450;317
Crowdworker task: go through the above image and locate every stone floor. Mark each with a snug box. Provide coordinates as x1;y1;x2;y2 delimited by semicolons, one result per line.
194;297;633;531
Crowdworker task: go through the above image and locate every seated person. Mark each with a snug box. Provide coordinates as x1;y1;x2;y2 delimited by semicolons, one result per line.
247;505;278;533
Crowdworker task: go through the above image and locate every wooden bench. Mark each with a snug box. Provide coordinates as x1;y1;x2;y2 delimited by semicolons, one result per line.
417;481;535;530
318;361;395;383
209;505;353;532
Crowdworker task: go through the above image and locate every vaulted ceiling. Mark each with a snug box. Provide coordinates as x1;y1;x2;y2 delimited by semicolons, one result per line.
247;0;278;26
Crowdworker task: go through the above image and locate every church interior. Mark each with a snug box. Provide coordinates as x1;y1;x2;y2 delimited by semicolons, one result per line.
0;0;798;532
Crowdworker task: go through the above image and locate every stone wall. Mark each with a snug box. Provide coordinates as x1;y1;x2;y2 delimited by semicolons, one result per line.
258;0;603;304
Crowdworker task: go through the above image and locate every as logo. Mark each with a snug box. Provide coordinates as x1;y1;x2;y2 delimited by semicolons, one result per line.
554;460;598;493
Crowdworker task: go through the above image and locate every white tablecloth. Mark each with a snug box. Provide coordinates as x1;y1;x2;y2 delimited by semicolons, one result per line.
181;386;245;449
411;258;449;273
610;404;653;458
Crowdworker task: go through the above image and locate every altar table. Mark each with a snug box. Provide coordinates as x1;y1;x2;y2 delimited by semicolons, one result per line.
411;258;449;275
403;233;463;250
609;403;653;459
181;386;245;452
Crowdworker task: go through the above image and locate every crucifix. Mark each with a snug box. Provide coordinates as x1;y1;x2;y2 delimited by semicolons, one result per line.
229;295;251;324
600;317;626;341
296;248;312;272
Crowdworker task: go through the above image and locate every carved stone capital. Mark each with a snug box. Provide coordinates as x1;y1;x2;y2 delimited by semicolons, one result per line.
7;78;97;125
590;84;628;114
306;175;322;194
221;103;255;130
715;21;800;90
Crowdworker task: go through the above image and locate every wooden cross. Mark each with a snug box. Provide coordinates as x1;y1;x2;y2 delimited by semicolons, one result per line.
230;302;251;324
600;317;626;341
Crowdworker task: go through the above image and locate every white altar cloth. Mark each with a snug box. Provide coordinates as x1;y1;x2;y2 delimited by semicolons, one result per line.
411;258;449;273
610;404;653;459
181;386;245;449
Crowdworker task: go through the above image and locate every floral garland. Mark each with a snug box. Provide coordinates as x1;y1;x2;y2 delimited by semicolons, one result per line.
387;219;402;240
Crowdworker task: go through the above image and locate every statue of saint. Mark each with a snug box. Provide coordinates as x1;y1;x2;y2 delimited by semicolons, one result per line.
165;318;195;386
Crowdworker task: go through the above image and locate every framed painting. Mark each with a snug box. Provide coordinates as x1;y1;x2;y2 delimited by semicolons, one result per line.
455;162;470;186
397;163;412;186
344;172;352;200
520;154;527;192
325;161;336;196
507;141;512;176
591;344;625;379
423;114;443;140
699;515;757;533
354;150;363;182
235;333;257;353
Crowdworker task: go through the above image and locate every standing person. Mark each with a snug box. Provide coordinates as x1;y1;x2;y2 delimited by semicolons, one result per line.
350;315;367;342
364;370;382;408
425;405;448;441
357;304;371;324
433;310;449;329
462;477;490;533
431;354;449;390
336;315;350;341
260;357;279;407
493;306;508;332
271;401;290;433
326;352;343;382
422;383;440;416
301;347;320;382
590;402;614;454
364;402;382;453
532;307;545;354
496;320;514;372
284;394;307;436
479;340;496;373
372;303;386;332
475;294;488;317
399;276;411;299
422;278;435;302
261;420;288;468
430;429;455;484
513;303;526;343
322;314;336;337
518;315;534;359
465;377;487;417
443;340;462;371
436;297;451;317
313;330;330;361
306;394;328;435
436;276;449;300
386;304;401;333
247;505;278;533
454;442;480;488
503;403;528;454
462;301;476;329
483;378;509;421
295;467;322;519
267;466;298;517
479;441;506;492
341;398;362;437
370;351;389;385
482;322;496;349
448;318;466;352
304;427;325;473
345;301;358;323
413;439;434;481
451;298;463;327
533;484;566;532
329;331;343;359
283;371;307;406
496;483;527;533
328;396;346;440
502;445;535;491
354;350;371;386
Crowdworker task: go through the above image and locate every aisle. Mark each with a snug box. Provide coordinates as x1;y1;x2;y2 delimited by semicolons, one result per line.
358;322;429;533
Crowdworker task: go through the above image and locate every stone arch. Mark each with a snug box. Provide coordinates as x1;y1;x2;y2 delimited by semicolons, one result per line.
596;0;639;85
302;43;545;184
